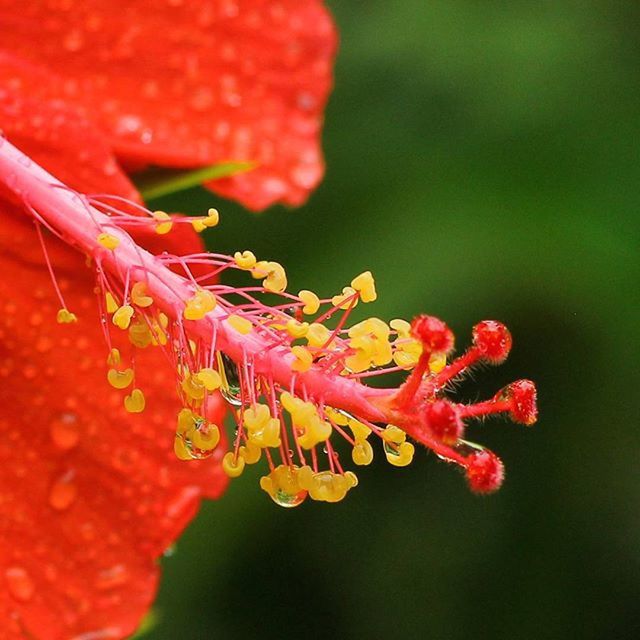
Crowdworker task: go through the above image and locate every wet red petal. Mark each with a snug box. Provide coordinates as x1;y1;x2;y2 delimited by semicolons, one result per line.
0;206;227;639
0;0;337;209
0;53;138;202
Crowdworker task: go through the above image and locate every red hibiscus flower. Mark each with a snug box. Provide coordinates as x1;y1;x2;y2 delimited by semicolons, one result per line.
0;1;337;637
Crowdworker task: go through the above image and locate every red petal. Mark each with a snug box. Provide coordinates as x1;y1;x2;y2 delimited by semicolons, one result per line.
0;53;138;201
0;205;227;638
0;0;337;209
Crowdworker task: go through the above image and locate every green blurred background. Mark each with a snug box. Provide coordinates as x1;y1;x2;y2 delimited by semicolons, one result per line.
150;2;639;639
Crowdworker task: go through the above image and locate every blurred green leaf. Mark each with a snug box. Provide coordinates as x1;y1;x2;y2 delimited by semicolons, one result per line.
134;162;254;201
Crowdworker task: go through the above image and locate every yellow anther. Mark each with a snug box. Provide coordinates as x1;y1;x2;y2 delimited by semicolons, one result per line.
222;452;245;478
191;208;220;232
131;282;153;308
56;308;77;324
97;232;120;250
352;439;374;466
227;314;252;334
184;289;216;320
306;323;332;348
385;441;415;467
124;388;145;413
296;415;331;450
260;465;307;508
107;368;134;390
174;434;192;460
206;208;220;226
351;270;377;303
286;319;309;339
345;318;393;372
324;407;350;426
112;305;134;330
298;467;357;503
298;290;320;315
191;423;220;451
152;210;173;235
291;345;313;372
129;318;153;348
252;260;287;293
390;318;411;337
239;441;262;465
393;346;421;369
181;373;206;401
243;403;271;431
107;348;121;366
331;286;358;309
243;403;281;448
105;291;119;314
429;352;447;373
348;418;372;441
193;368;222;391
382;425;406;444
177;408;197;435
233;250;257;270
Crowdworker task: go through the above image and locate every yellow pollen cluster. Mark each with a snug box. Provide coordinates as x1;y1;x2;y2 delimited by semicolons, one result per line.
331;286;358;309
382;425;415;466
291;345;313;372
306;323;332;348
184;289;216;321
174;408;221;460
124;388;145;413
97;232;120;250
105;291;119;314
131;282;153;308
192;208;220;232
243;403;281;449
227;314;252;334
345;318;393;373
152;210;173;235
181;367;222;401
260;464;357;505
56;308;77;324
351;271;377;303
286;319;309;338
107;367;134;390
281;392;332;449
233;250;257;270
252;261;287;293
112;304;134;330
298;290;320;315
326;408;374;466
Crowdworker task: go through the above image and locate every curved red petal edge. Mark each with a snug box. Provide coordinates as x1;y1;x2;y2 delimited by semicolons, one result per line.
0;206;227;639
0;0;338;209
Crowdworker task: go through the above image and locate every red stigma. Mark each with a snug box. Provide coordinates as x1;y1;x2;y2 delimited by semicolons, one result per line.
501;379;538;425
472;320;512;363
421;400;464;445
410;315;454;354
465;450;504;494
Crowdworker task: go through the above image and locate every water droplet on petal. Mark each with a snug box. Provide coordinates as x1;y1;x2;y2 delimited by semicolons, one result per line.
50;413;80;451
49;470;78;510
5;566;34;602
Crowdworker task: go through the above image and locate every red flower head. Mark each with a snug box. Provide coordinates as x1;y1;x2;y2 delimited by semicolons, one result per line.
0;0;337;637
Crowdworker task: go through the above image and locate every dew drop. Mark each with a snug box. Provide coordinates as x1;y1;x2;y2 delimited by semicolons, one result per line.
270;488;307;508
96;564;129;590
50;413;80;451
49;470;78;511
216;352;242;406
63;28;85;52
5;566;35;602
